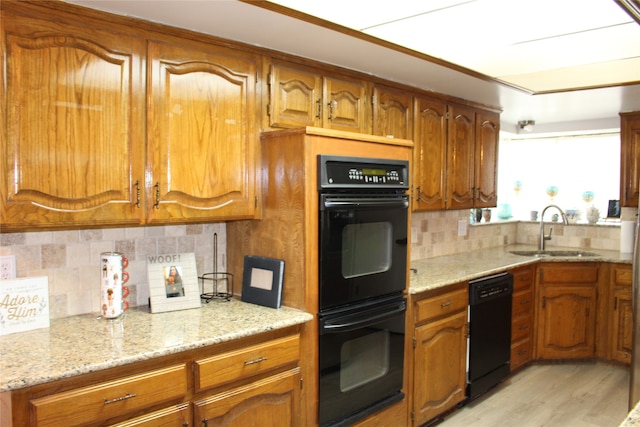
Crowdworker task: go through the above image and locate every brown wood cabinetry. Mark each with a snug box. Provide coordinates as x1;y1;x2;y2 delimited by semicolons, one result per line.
412;99;498;211
372;85;413;140
609;263;633;364
147;40;259;223
620;111;640;208
410;283;468;426
0;6;146;229
412;97;447;211
510;265;534;371
267;61;371;134
535;263;599;359
4;330;302;427
1;3;260;230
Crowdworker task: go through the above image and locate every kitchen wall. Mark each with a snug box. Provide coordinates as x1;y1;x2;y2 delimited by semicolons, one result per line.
410;210;623;260
0;223;225;319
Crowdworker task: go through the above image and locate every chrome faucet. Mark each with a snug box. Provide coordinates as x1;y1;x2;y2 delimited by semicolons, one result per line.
539;204;569;250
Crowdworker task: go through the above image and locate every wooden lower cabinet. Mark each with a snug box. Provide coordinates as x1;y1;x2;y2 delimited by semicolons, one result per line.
410;283;468;426
535;263;598;359
610;263;633;364
4;330;302;427
193;368;300;427
510;265;534;371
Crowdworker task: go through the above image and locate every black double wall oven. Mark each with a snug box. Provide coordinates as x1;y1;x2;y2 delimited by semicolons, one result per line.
317;155;409;427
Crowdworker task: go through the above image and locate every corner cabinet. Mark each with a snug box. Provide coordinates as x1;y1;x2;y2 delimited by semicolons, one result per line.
412;99;499;211
535;263;599;359
1;6;147;229
620;111;640;208
147;40;259;223
267;61;371;134
410;283;468;426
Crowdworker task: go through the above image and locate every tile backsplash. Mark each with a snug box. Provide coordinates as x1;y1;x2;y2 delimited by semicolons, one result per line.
0;210;628;319
0;223;225;319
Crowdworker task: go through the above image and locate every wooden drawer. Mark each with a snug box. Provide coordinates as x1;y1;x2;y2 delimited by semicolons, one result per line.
613;265;633;286
511;314;532;342
511;339;531;371
30;364;187;427
538;263;598;284
414;288;468;324
512;267;533;292
108;403;191;426
195;334;300;392
512;290;533;318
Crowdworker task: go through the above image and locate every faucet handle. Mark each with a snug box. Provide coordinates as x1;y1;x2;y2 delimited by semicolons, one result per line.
545;227;553;240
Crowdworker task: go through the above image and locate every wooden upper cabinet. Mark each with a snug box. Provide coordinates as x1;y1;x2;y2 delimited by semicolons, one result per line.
446;104;476;209
474;110;499;208
147;40;259;223
268;61;371;134
268;63;322;128
412;96;446;211
372;85;413;139
620;111;640;208
1;11;146;230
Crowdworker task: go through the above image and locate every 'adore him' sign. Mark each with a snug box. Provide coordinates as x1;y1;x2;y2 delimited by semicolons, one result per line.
0;276;50;336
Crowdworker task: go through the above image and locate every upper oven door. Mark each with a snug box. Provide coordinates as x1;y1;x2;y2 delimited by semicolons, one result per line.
319;193;409;310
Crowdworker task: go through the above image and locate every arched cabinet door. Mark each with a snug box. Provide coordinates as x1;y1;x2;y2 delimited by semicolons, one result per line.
147;40;259;223
1;12;146;230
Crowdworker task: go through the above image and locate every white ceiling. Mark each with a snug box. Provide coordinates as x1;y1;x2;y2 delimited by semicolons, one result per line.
65;0;640;135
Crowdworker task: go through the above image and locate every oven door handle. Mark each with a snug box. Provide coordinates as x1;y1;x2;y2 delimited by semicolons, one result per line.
322;197;409;209
321;302;406;334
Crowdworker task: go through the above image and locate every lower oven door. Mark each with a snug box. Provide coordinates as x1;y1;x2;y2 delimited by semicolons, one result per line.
318;295;406;427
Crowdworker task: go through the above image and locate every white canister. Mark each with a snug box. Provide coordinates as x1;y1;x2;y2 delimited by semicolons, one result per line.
100;252;130;319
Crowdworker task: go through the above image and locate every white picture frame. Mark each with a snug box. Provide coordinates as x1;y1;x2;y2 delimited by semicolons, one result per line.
0;276;50;335
147;253;201;313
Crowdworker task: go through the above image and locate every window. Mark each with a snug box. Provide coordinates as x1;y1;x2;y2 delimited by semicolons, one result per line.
496;132;620;221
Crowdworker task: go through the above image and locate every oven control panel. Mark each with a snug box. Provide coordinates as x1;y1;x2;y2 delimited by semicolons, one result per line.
318;155;409;190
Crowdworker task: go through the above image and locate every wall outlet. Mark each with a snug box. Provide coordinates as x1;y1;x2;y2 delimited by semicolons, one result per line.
457;220;468;237
0;255;17;280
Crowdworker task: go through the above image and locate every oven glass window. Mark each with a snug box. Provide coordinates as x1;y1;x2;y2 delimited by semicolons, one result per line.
342;222;392;278
340;330;390;392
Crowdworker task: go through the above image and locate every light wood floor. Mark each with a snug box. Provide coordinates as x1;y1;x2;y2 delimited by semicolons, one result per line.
435;362;630;427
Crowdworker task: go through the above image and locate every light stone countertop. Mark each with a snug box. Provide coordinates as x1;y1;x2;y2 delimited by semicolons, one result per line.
0;299;312;392
409;244;633;294
620;401;640;427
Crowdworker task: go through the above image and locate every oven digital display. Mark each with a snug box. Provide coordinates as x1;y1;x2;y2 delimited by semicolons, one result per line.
362;168;387;176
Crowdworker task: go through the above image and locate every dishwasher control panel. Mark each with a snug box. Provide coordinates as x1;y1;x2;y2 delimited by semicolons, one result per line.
469;273;513;305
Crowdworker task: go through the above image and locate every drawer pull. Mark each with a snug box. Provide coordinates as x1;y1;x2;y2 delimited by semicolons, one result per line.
441;301;453;308
244;356;267;366
104;392;137;405
520;300;530;305
519;325;529;330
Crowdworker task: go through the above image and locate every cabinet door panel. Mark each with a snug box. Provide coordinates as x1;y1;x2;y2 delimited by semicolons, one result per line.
620;112;640;207
268;63;322;128
193;368;301;427
474;111;499;207
413;310;467;425
413;97;446;211
2;21;145;229
373;86;412;139
537;285;596;359
446;104;475;209
148;41;258;222
612;288;632;364
324;77;370;133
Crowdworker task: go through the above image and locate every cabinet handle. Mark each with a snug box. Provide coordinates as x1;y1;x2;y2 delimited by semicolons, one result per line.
328;100;335;120
441;301;453;308
244;356;267;366
134;180;141;208
519;324;529;330
104;392;136;405
518;349;526;355
202;418;208;427
154;182;160;209
316;98;322;119
520;300;529;305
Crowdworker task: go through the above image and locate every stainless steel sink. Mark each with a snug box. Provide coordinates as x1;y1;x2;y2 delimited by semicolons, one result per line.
509;250;598;258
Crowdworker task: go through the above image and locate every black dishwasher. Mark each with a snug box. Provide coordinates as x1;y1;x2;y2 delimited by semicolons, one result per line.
467;272;513;401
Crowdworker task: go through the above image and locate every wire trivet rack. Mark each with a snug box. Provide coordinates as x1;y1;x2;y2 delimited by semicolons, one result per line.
199;232;233;303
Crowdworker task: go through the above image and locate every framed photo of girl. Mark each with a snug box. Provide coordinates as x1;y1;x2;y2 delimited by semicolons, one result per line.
147;253;200;313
